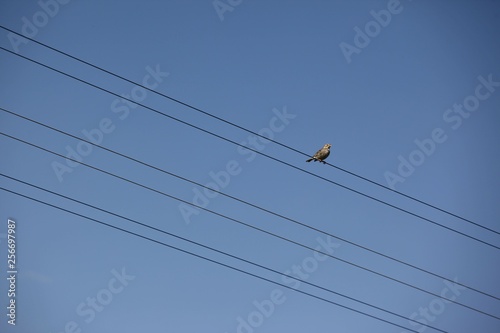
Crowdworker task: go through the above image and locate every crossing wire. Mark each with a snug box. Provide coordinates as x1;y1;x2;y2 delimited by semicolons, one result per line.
0;131;498;321
1;106;499;303
0;46;498;252
0;25;497;237
0;173;449;333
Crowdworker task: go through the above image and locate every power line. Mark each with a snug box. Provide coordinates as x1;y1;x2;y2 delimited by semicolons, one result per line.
0;131;498;320
1;106;498;303
0;47;498;252
0;185;429;333
0;173;448;333
0;25;495;237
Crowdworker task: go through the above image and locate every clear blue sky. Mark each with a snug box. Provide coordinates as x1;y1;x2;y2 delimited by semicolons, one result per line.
1;1;499;332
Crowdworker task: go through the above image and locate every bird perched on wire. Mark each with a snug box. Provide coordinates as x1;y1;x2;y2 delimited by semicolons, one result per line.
306;144;332;164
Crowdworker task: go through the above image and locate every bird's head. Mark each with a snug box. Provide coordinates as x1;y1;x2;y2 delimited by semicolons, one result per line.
324;144;332;149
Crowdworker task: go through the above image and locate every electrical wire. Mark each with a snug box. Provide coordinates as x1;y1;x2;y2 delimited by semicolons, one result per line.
0;173;449;333
0;46;498;252
0;25;496;237
0;185;431;333
0;131;498;321
1;106;498;303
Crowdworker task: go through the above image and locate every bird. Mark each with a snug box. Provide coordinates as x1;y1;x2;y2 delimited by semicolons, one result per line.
306;144;332;164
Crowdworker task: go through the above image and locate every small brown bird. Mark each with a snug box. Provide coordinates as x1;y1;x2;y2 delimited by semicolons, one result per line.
306;144;332;164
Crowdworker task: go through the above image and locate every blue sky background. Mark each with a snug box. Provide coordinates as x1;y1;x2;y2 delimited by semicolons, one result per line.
0;0;499;332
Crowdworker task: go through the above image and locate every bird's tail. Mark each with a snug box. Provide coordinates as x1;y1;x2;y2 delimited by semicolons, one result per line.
306;158;313;162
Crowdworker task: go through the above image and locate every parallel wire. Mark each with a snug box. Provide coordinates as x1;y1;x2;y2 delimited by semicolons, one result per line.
0;131;498;321
0;25;496;237
0;173;448;333
1;106;498;302
0;185;429;333
0;46;499;252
